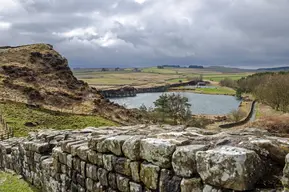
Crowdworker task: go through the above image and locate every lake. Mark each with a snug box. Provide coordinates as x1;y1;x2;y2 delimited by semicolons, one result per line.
110;92;241;115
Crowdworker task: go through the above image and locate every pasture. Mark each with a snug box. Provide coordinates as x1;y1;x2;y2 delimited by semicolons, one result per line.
73;67;252;89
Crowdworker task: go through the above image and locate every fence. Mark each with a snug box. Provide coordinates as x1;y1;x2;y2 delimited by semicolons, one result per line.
0;113;14;140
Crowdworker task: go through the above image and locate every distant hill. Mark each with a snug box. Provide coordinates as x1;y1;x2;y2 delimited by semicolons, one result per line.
205;66;253;73
257;66;289;72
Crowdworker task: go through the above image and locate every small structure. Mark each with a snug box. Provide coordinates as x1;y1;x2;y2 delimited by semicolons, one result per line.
197;81;207;87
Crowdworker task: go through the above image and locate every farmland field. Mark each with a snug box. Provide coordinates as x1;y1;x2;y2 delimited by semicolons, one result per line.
73;67;252;89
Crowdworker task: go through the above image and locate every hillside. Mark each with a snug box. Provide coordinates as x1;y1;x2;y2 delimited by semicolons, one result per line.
0;44;142;125
257;66;289;72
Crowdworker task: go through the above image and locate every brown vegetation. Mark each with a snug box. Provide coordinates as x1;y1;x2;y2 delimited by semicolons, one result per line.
0;44;143;125
252;115;289;135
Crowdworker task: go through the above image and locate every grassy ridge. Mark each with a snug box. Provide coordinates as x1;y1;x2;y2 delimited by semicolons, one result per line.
0;172;39;192
0;101;117;137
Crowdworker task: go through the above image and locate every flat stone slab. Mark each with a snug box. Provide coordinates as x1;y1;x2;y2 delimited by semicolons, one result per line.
196;146;263;191
172;144;207;177
140;138;176;168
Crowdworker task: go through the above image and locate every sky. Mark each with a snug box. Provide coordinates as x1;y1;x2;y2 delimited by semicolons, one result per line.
0;0;289;68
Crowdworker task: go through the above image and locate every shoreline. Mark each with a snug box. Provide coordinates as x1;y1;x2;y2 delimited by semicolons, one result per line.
167;88;236;96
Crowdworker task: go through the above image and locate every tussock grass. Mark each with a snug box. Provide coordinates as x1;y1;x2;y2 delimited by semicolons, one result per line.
0;101;117;137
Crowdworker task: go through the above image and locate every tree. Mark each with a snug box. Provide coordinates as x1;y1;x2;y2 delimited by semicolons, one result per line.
220;78;238;89
153;93;191;124
153;94;169;122
235;88;243;100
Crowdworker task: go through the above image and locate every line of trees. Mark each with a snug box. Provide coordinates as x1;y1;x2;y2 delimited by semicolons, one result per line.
237;72;289;112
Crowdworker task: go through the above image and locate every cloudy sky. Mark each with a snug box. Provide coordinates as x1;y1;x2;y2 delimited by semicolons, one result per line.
0;0;289;68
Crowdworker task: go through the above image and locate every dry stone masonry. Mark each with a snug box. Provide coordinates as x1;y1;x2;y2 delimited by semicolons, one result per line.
0;125;289;191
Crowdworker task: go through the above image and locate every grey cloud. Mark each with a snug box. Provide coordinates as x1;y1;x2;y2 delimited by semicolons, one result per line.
0;0;289;68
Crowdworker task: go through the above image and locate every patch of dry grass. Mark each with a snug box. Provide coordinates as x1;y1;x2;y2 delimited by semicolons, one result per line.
252;114;289;135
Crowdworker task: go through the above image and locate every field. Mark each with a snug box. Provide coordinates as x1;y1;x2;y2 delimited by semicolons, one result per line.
0;172;38;192
0;101;117;137
193;87;236;95
73;67;252;89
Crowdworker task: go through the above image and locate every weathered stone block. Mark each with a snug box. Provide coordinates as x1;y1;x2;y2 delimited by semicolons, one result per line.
60;164;67;174
86;163;98;181
67;154;73;168
202;185;223;192
71;143;87;157
196;146;262;191
140;138;176;168
94;182;106;192
130;182;143;192
116;174;130;192
282;154;289;189
130;161;140;182
86;177;95;191
140;163;160;190
77;184;85;192
172;145;207;177
115;157;131;177
34;152;42;162
98;168;108;186
76;144;89;161
76;173;86;187
180;178;203;192
122;136;144;160
108;172;117;189
61;140;83;153
72;157;81;172
71;182;78;192
31;142;51;153
159;169;182;192
104;135;132;156
96;136;110;153
88;136;103;150
58;152;68;165
103;154;117;171
80;161;86;177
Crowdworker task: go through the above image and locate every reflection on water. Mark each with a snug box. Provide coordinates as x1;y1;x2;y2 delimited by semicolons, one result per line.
110;92;241;115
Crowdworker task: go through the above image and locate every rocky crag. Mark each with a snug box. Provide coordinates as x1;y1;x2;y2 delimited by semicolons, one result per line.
0;44;142;124
0;125;289;191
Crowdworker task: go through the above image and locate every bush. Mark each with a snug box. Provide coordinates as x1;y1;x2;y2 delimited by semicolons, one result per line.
229;109;247;122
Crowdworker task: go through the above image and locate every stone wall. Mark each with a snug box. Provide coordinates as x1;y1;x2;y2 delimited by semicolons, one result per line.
0;125;288;192
99;80;199;98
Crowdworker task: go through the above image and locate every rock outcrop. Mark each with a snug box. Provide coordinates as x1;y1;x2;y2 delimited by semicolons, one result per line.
0;125;288;191
0;44;143;124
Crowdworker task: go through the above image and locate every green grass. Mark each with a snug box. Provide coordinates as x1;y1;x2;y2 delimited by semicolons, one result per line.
0;172;39;192
141;67;177;74
166;78;188;83
0;101;117;137
194;86;236;95
204;74;250;82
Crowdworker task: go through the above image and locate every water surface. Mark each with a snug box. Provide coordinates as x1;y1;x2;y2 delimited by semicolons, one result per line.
110;92;240;115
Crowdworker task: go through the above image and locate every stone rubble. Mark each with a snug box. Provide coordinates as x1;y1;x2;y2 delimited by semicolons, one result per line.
0;125;288;191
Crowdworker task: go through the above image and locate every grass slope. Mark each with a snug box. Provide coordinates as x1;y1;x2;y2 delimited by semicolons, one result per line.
193;87;236;95
0;172;39;192
0;101;117;137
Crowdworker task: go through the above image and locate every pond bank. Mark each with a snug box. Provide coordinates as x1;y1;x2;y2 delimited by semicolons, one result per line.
97;80;200;98
169;86;236;96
